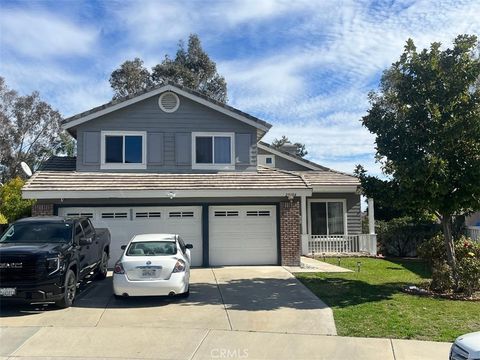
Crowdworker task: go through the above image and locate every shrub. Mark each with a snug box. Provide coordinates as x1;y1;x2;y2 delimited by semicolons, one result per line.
418;235;480;295
0;177;35;222
376;217;440;257
430;261;455;292
0;213;7;224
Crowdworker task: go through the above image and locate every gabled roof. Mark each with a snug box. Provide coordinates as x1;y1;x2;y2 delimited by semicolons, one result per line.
258;141;330;171
62;81;272;132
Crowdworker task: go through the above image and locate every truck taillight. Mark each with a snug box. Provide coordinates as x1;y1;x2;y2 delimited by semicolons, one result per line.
113;262;124;274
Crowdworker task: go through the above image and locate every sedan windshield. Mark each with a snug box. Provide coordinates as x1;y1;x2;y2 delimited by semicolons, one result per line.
0;223;73;243
127;241;177;256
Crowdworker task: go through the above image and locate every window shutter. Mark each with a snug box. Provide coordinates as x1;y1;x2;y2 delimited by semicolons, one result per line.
147;133;164;165
175;133;191;165
83;132;100;164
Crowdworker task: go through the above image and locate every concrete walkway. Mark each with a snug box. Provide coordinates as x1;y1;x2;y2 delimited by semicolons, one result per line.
284;256;353;273
0;326;452;359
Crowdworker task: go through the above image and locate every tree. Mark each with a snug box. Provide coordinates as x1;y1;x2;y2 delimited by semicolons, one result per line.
109;58;153;100
110;34;228;102
0;77;65;182
360;35;480;283
272;135;308;157
0;177;35;223
354;165;408;221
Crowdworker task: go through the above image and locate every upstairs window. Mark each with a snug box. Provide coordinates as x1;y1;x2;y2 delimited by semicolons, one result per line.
192;132;234;170
101;131;146;169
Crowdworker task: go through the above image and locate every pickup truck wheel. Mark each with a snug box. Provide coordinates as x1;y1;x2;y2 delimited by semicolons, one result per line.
55;270;77;308
95;251;109;280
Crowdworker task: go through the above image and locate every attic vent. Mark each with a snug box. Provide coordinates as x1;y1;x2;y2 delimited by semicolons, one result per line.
159;92;180;113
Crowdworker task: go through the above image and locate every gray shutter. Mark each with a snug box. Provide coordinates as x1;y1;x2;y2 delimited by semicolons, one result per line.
83;132;100;164
147;133;164;165
175;133;191;165
235;133;251;164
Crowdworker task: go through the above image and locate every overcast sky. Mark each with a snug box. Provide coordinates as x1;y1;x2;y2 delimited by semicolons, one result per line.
1;0;478;175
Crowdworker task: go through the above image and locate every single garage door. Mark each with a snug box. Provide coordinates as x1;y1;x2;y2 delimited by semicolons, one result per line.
58;206;203;267
209;205;277;266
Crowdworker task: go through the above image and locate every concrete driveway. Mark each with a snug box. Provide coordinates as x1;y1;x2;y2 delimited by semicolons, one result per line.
0;266;452;359
0;266;336;334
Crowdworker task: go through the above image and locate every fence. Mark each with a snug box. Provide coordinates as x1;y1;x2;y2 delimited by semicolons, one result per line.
308;234;377;255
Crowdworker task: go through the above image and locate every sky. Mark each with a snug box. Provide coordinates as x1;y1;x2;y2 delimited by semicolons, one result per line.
1;0;479;176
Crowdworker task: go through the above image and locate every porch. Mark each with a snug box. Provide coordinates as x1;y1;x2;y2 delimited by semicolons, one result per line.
300;196;377;256
308;234;377;255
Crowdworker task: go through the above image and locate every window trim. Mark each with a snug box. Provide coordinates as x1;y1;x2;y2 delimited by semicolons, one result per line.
191;132;235;170
307;199;348;236
100;131;147;169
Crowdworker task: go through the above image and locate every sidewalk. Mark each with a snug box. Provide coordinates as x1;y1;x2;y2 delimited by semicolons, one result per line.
1;326;452;359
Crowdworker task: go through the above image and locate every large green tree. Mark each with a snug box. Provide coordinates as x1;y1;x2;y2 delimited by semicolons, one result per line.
0;77;69;182
110;34;228;103
109;58;153;100
361;35;480;282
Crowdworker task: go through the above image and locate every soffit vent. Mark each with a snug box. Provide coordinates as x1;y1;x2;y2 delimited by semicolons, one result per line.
158;92;180;113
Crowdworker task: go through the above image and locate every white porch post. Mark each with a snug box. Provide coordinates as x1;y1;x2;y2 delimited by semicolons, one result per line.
368;198;375;234
301;195;309;255
367;198;377;255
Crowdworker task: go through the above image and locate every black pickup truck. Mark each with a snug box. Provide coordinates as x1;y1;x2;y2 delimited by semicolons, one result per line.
0;216;110;307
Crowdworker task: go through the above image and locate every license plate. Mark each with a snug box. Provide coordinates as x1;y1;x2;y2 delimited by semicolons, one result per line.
0;288;16;296
141;269;156;277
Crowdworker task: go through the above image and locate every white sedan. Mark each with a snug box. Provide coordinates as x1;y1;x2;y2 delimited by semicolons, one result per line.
113;234;193;298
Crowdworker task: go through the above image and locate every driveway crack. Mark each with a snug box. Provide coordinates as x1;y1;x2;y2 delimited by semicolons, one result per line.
188;329;211;360
211;268;233;331
390;338;397;360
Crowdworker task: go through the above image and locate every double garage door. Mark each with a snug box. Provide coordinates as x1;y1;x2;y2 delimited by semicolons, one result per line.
59;205;277;267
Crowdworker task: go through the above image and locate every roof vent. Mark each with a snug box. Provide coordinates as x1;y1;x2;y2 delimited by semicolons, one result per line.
159;92;180;113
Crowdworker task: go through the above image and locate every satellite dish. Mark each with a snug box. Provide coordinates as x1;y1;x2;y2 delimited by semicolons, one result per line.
20;162;33;177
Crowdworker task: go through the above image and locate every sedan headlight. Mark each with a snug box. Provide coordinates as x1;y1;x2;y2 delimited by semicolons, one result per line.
173;259;186;273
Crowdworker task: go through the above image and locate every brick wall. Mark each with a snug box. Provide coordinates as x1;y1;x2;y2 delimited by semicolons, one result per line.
31;204;54;217
280;199;301;266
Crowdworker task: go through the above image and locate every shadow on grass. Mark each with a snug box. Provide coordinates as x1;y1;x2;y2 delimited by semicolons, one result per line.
386;258;431;279
298;276;406;308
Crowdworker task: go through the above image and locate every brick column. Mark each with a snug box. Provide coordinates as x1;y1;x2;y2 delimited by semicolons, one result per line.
32;204;54;217
280;199;301;266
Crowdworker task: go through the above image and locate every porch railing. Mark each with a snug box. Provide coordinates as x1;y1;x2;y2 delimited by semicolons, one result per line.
308;234;377;255
466;226;480;242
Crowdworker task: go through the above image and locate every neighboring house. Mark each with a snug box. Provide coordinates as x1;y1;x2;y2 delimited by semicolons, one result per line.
22;82;376;267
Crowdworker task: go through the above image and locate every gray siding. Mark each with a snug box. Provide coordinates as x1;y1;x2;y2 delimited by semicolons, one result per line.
75;94;257;172
310;192;362;235
257;147;311;171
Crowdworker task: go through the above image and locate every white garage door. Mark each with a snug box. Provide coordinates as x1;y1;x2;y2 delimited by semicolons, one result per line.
58;206;203;267
209;205;277;266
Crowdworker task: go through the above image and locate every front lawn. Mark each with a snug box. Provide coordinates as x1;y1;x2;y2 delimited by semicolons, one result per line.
296;257;480;342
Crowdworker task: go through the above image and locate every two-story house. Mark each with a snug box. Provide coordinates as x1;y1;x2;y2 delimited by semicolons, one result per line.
22;83;376;267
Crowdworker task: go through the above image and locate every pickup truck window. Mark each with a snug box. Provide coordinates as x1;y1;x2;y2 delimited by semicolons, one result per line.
0;222;73;243
81;219;93;237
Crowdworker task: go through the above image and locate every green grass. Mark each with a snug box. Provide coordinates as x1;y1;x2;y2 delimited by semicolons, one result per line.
296;258;480;342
